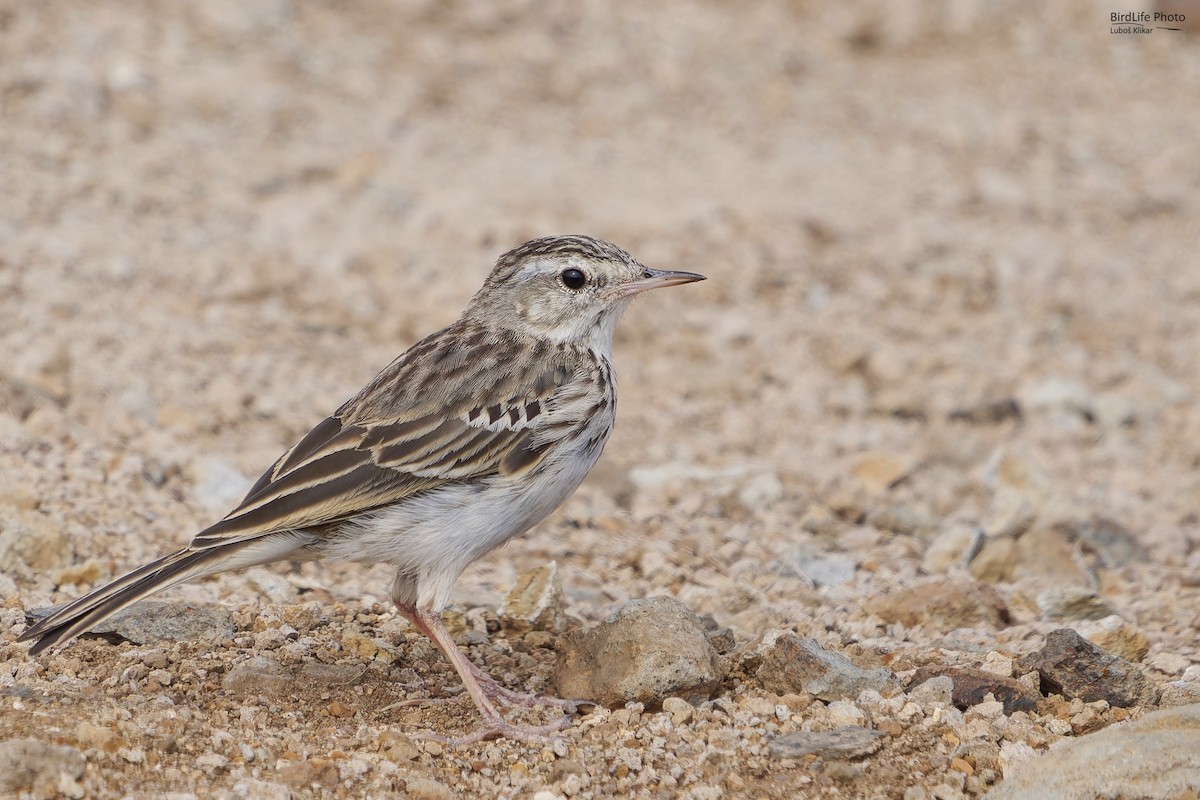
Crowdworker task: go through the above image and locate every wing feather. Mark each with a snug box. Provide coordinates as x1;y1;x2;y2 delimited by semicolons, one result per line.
190;322;579;550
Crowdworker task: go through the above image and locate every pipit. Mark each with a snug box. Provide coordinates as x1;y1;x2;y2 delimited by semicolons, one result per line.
20;235;704;744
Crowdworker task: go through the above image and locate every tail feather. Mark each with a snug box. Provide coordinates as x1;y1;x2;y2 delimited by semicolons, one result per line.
18;548;225;655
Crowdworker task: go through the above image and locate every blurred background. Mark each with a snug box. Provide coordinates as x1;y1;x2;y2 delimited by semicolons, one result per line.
2;0;1199;674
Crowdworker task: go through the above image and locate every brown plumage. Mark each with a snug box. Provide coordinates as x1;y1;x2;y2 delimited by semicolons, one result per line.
20;235;704;744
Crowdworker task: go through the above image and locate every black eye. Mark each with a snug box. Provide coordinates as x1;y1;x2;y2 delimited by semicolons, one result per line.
560;268;587;290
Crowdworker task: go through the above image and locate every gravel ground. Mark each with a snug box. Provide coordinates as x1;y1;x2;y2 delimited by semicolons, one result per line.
2;1;1199;798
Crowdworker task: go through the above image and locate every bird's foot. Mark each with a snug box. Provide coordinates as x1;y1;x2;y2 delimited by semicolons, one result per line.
474;672;580;712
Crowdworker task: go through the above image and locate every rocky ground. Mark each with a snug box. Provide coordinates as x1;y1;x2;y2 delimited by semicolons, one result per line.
3;1;1200;798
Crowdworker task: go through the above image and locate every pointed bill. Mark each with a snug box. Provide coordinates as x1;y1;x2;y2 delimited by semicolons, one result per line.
608;268;706;298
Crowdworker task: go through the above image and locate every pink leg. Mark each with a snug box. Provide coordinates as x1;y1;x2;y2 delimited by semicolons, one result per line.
392;604;576;745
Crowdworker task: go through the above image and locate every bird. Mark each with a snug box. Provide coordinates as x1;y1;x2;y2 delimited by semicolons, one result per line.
19;234;705;744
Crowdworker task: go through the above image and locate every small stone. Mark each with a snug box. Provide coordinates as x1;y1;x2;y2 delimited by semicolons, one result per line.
706;626;736;654
1036;587;1114;622
662;696;694;725
1054;517;1148;569
0;738;86;793
74;722;127;754
776;545;856;588
984;449;1052;511
243;568;299;604
853;454;911;494
736;470;783;513
278;758;339;790
555;596;721;709
298;662;365;687
769;727;885;760
1076;616;1150;662
229;779;291;800
1018;628;1159;708
825;700;866;727
327;701;354;718
53;559;108;588
922;526;977;574
910;676;954;710
1159;682;1200;708
948;398;1022;425
223;656;292;695
0;504;71;572
405;776;455;800
377;731;419;762
1018;378;1095;421
865;578;1009;632
981;651;1016;678
77;601;236;647
187;456;251;517
503;562;568;633
985;703;1200;799
755;632;900;701
1147;653;1191;676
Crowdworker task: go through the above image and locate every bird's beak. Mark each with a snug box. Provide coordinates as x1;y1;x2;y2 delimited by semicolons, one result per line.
610;268;707;298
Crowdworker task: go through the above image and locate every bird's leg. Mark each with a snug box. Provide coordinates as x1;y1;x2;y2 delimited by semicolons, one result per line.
403;606;573;745
393;603;577;712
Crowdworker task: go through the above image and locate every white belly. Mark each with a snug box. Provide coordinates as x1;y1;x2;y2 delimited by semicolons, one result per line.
323;423;608;609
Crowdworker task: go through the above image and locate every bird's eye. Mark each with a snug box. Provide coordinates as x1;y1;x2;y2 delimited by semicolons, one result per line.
560;268;587;290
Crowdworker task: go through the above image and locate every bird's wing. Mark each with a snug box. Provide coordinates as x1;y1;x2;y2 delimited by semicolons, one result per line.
189;324;577;549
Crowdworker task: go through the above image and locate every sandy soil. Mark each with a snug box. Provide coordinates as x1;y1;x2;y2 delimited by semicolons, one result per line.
2;1;1199;798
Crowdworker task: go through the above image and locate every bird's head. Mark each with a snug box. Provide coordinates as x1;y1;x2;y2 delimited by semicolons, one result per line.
470;235;705;350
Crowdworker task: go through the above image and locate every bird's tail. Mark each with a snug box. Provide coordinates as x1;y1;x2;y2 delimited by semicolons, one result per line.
18;547;227;655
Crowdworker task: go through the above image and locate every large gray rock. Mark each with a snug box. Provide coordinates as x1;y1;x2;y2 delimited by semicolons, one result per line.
87;600;237;647
986;704;1200;799
555;596;721;709
756;633;899;700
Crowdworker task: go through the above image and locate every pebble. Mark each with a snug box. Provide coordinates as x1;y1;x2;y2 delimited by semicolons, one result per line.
986;704;1200;799
1159;682;1200;707
1035;587;1113;622
229;778;292;800
243;567;300;604
0;738;86;794
1076;615;1150;662
74;721;127;753
278;758;339;790
502;562;568;633
1018;628;1159;708
662;696;694;725
775;545;856;588
186;456;251;516
405;776;456;800
0;503;71;572
223;656;292;695
921;525;977;574
1055;516;1148;568
755;632;900;701
555;596;721;708
852;453;911;494
865;578;1009;632
909;676;954;710
1146;652;1190;675
768;727;886;760
82;601;236;647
